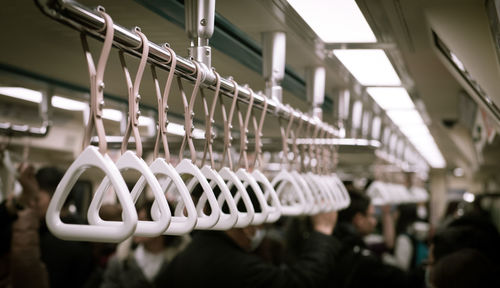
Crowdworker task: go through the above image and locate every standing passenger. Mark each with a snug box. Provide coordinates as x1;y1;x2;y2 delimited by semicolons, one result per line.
164;205;340;288
330;190;423;288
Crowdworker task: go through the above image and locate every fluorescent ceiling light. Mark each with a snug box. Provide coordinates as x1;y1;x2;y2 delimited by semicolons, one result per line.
102;109;123;122
397;124;445;168
292;138;380;148
287;0;376;43
51;95;87;111
167;122;205;139
333;50;401;85
138;116;154;126
367;87;414;110
0;87;42;103
408;135;445;168
399;124;431;140
387;109;424;126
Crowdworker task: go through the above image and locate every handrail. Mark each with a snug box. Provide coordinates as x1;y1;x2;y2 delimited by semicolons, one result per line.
35;0;339;136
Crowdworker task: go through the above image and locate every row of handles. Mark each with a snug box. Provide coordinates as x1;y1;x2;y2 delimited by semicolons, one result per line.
45;8;350;243
366;181;429;206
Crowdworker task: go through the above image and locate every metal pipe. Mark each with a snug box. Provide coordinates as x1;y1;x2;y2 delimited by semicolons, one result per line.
185;0;215;70
262;31;286;102
37;0;338;135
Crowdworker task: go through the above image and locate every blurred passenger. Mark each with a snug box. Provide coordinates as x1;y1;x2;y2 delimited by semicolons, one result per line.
429;248;500;288
429;212;500;268
100;200;189;288
35;166;94;288
0;163;50;288
330;190;423;288
383;203;429;271
164;188;340;288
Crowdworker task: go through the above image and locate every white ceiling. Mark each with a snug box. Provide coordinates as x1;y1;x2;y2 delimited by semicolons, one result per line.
1;0;499;179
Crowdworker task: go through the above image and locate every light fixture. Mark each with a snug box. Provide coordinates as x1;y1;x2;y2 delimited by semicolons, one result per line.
0;87;42;103
453;167;464;177
166;122;205;139
367;87;415;110
293;138;380;148
410;136;446;168
166;122;185;136
138;116;154;127
51;95;87;111
287;0;376;43
333;50;401;85
102;109;123;122
387;109;424;126
463;192;475;203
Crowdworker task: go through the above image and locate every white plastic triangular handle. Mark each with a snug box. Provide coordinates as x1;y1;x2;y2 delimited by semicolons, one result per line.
252;170;282;223
87;151;171;237
314;173;337;212
218;167;255;227
301;172;331;213
291;171;319;215
271;170;305;216
185;165;238;230
46;146;138;242
235;168;270;225
170;159;220;229
325;175;343;210
149;158;198;235
331;174;350;209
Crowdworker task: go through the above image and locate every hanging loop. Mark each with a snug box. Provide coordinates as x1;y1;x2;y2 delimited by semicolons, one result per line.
251;93;268;170
119;27;150;158
221;78;239;171
237;86;255;170
178;61;203;163
81;10;115;155
151;44;178;161
201;69;221;168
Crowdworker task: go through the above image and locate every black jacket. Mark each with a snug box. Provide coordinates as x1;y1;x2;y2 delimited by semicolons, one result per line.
165;230;340;288
330;222;423;288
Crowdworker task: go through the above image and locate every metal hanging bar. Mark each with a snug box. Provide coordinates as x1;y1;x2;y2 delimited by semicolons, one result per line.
36;0;339;135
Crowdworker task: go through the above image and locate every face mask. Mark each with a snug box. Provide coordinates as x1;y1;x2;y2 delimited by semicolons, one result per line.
417;205;428;220
249;228;266;251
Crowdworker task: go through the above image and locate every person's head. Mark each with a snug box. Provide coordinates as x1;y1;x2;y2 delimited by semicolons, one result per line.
35;166;63;219
429;249;500;288
430;215;500;266
338;190;376;236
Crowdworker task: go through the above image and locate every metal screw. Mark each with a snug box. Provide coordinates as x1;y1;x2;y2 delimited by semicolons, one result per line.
200;18;207;26
98;82;105;91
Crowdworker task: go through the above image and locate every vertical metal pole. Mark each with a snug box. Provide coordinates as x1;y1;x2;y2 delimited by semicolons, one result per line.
306;66;325;119
185;0;215;70
262;31;286;102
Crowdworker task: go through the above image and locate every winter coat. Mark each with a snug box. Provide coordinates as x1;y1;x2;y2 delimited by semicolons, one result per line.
165;230;340;288
329;222;424;288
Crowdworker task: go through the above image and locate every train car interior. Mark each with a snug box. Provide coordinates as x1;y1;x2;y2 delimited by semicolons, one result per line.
1;0;500;287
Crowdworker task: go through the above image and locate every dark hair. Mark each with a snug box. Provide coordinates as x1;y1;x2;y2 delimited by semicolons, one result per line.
35;166;63;196
338;190;371;223
432;218;500;265
431;249;500;288
395;203;419;235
